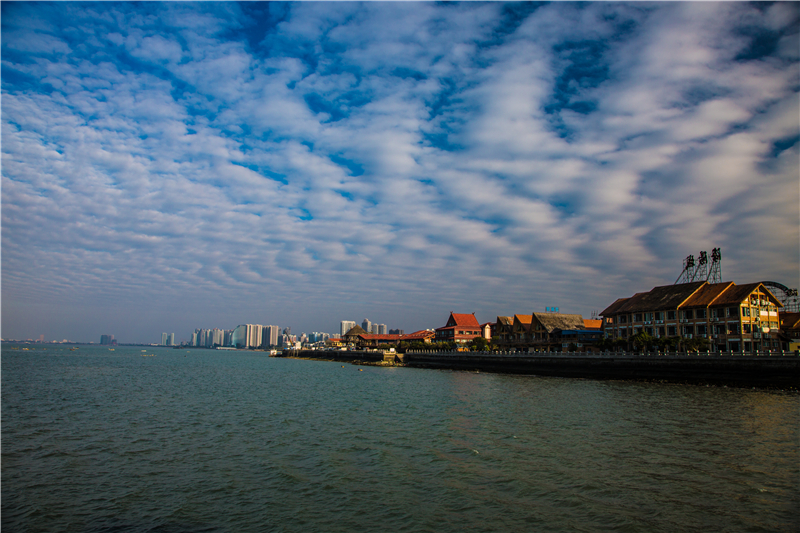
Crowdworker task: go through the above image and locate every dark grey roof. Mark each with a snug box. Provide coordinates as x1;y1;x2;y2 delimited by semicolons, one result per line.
532;312;585;333
603;282;706;314
344;325;367;336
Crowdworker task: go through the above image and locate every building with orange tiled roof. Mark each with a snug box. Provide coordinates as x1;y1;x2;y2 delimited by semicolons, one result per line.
509;314;533;344
583;319;602;330
434;312;482;344
601;281;783;352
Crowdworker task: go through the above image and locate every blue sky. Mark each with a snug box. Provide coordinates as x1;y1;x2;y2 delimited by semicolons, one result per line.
2;2;798;343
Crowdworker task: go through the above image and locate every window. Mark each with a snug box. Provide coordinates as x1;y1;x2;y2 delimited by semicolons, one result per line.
667;310;676;320
743;323;751;333
696;324;707;335
667;325;677;336
682;325;694;335
728;307;737;317
654;311;663;321
696;309;706;319
742;307;750;317
713;324;725;335
634;313;643;322
683;310;694;320
645;327;653;335
619;315;627;324
658;327;665;336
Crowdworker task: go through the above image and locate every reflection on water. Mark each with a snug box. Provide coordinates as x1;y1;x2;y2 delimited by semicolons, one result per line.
2;345;798;532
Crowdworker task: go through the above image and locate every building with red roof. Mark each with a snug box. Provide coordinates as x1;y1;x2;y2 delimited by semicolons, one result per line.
434;312;482;344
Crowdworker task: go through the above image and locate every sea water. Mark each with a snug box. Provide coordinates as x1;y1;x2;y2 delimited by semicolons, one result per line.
2;344;798;532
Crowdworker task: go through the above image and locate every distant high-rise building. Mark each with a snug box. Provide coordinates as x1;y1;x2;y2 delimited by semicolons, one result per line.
224;329;233;347
210;329;223;347
167;333;175;346
389;329;404;335
340;321;356;335
100;334;115;345
362;318;372;333
377;324;387;335
232;324;267;349
263;325;280;347
161;332;169;345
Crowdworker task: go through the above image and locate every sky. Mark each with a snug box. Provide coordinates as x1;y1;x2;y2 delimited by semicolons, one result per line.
2;1;798;344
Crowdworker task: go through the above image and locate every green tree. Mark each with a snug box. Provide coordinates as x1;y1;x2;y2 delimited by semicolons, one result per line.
684;336;710;352
630;331;657;352
470;336;489;351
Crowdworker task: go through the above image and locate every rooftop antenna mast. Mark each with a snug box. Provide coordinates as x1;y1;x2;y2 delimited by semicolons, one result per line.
675;248;721;284
708;247;721;284
695;251;708;282
675;254;696;284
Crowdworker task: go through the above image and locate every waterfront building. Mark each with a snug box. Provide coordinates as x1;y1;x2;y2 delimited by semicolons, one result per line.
601;281;783;352
354;333;405;348
480;323;492;340
510;314;533;344
343;325;368;344
528;312;585;350
161;332;169;345
779;312;800;351
493;316;513;344
340;321;356;336
434;313;482;344
401;330;435;343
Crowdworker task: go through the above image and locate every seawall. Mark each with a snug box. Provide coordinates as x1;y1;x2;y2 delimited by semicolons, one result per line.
402;351;800;388
276;350;388;364
277;349;799;388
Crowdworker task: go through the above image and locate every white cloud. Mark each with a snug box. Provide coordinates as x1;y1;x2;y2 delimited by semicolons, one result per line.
2;2;797;342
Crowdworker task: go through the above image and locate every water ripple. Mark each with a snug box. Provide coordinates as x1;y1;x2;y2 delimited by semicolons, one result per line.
2;346;798;532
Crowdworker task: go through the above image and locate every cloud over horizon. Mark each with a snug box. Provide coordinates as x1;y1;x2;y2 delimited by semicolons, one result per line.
2;2;798;343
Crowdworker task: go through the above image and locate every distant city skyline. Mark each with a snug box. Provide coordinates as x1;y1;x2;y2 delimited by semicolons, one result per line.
2;2;797;343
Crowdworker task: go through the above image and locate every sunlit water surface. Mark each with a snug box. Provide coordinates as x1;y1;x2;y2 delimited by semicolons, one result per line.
3;345;798;532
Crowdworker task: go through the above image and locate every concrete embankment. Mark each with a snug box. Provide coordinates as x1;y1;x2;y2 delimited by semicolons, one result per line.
277;349;798;388
276;350;391;365
402;351;800;388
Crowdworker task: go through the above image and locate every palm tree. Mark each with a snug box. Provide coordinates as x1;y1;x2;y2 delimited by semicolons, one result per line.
630;331;657;352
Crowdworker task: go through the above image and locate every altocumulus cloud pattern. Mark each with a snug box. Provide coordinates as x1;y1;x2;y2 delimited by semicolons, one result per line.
2;2;798;343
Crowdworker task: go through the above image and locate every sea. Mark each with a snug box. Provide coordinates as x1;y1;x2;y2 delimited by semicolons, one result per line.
2;344;798;532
